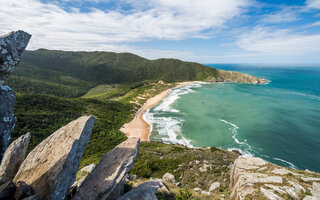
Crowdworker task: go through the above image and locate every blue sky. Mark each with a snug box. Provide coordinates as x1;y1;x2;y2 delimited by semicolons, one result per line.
1;0;320;63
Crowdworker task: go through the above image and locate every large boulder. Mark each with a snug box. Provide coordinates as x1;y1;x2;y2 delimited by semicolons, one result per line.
0;180;16;200
0;31;31;84
230;156;281;199
72;164;96;188
13;116;95;200
0;31;31;162
229;156;320;199
73;137;140;200
0;86;17;163
0;132;31;180
14;181;34;200
117;181;160;200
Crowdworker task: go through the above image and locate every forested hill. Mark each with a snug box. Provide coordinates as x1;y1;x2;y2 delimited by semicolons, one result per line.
6;49;261;97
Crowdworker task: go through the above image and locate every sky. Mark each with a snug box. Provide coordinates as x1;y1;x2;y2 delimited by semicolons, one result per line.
1;0;320;64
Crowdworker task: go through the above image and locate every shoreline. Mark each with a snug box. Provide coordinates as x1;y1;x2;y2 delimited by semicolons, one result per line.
120;81;199;141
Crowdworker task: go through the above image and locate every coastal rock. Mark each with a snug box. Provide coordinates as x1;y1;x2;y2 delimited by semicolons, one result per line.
284;187;299;200
0;174;8;185
14;181;33;200
0;180;16;200
272;168;299;176
288;180;306;193
312;182;320;198
230;156;282;199
209;182;220;192
0;31;31;84
0;132;31;180
72;164;96;188
260;187;284;200
73;137;140;200
302;177;320;182
0;31;31;162
22;194;39;200
265;184;286;194
303;196;320;200
117;181;160;200
162;173;175;182
13;116;95;200
0;86;17;162
228;155;320;199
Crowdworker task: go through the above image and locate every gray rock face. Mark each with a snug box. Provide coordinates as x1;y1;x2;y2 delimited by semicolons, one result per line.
0;86;17;162
14;181;34;200
117;181;160;200
13;116;95;200
73;137;140;200
72;163;96;188
0;31;31;84
0;180;16;200
229;156;281;199
0;31;31;162
22;194;39;200
312;182;320;198
0;132;31;180
260;187;284;200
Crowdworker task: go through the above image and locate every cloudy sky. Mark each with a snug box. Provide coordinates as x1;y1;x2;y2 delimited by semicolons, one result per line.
1;0;320;63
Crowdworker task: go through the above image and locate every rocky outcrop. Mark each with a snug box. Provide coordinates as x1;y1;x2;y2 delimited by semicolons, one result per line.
0;31;31;162
13;116;95;200
230;156;320;200
73;137;140;200
117;181;160;200
0;180;16;200
0;86;16;162
0;31;31;84
72;164;96;188
0;133;31;180
216;69;268;84
14;181;33;200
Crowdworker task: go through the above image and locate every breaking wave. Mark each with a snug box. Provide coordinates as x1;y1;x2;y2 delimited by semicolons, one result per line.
143;82;205;147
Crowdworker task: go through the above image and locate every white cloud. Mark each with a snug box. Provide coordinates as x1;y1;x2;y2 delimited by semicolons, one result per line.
0;0;250;52
304;20;320;28
306;0;320;9
236;26;320;56
259;8;300;23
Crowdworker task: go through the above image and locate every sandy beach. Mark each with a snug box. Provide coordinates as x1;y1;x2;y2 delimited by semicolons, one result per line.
120;81;199;141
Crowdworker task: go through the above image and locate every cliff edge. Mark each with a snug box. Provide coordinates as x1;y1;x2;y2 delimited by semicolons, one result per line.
0;31;31;161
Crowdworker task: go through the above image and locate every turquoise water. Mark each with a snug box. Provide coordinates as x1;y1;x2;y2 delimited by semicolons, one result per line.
145;64;320;172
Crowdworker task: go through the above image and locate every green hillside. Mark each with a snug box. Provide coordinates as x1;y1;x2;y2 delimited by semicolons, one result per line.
7;49;220;97
7;49;261;184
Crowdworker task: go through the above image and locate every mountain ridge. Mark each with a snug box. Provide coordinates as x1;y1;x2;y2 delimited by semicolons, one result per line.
7;49;265;98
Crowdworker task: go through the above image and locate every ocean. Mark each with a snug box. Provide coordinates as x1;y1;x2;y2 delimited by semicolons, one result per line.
144;64;320;172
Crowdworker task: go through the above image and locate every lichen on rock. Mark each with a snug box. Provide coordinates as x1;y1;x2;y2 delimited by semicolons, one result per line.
0;30;31;163
0;31;31;85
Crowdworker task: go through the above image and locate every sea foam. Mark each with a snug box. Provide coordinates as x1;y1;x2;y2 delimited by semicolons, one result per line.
143;82;204;147
219;119;253;153
273;157;298;169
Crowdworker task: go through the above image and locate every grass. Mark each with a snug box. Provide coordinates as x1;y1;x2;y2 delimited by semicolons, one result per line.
130;141;239;199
